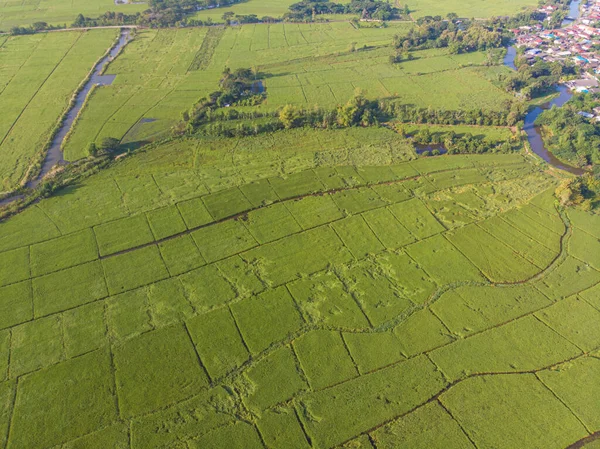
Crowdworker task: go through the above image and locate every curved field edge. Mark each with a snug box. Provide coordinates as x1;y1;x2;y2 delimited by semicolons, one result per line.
0;131;598;448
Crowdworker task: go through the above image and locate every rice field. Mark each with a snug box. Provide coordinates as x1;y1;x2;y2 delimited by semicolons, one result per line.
1;125;599;448
62;23;515;161
0;0;145;31
408;0;538;18
0;29;117;192
2;2;600;446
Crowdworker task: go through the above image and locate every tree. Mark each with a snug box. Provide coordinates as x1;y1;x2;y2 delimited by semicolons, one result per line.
86;142;98;157
404;4;410;15
100;137;120;152
222;11;234;24
32;21;48;31
279;105;301;129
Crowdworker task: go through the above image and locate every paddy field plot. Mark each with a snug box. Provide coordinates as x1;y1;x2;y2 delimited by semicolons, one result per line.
0;29;117;192
0;0;145;30
63;23;515;161
1;126;598;448
408;0;538;18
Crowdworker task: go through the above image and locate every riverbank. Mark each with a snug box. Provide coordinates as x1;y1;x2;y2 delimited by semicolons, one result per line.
504;45;585;175
0;28;132;207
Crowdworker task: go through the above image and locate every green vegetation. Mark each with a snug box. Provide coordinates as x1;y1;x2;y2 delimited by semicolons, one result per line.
537;93;600;167
1;120;597;448
393;16;506;54
61;24;518;160
3;2;600;447
0;29;117;192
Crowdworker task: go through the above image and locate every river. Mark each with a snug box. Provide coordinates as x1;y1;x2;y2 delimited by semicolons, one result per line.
0;29;131;207
562;0;582;25
504;46;585;175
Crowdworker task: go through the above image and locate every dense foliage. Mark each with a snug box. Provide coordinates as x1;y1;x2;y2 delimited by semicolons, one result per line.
381;101;526;126
71;0;246;27
10;21;61;34
555;175;600;210
393;15;507;54
404;126;517;155
184;68;265;130
503;54;577;99
536;93;600;167
285;0;404;21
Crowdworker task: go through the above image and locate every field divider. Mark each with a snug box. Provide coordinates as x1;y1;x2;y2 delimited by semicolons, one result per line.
436;398;481;449
183;322;212;384
0;161;539;289
4;375;18;448
117;88;175;146
535;371;593;435
8;233;591;438
335;349;598;448
0;33;46;97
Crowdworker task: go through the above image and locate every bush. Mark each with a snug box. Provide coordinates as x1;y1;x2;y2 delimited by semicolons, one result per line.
100;137;120;152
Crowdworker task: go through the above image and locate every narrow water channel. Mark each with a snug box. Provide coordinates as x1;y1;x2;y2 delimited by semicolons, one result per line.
27;28;132;189
0;29;131;207
504;46;585;175
562;0;582;25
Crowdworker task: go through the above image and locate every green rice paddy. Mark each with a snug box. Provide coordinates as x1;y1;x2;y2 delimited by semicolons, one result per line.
61;24;514;161
1;123;599;448
0;29;117;192
1;5;600;448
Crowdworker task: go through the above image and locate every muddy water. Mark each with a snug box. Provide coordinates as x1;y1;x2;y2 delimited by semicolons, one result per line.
25;29;131;189
504;47;585;175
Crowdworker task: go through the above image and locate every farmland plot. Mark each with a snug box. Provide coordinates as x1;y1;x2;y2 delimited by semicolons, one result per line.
1;124;599;449
0;29;117;191
63;23;516;161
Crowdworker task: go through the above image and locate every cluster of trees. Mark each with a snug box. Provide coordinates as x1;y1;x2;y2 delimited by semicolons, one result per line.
221;11;261;24
379;101;526;126
403;126;515;154
285;0;405;21
392;15;507;54
555;175;599;210
72;11;138;27
503;55;577;99
71;0;235;28
184;92;382;137
184;68;264;129
488;0;570;28
9;21;61;34
279;95;379;128
86;137;120;157
536;93;600;167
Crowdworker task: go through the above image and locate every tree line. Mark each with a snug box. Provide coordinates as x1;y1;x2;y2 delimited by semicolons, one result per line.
285;0;406;21
392;15;507;54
